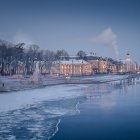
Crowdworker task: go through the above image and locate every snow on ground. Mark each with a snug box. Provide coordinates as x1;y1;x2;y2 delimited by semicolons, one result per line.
0;84;86;113
76;74;128;81
0;84;86;140
0;75;129;113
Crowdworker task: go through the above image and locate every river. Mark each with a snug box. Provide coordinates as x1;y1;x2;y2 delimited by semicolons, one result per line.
0;77;140;140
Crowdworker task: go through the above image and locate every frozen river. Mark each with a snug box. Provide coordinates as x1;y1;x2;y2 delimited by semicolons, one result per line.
0;78;140;140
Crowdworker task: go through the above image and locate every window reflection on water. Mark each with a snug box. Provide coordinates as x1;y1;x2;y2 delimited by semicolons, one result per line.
80;78;140;100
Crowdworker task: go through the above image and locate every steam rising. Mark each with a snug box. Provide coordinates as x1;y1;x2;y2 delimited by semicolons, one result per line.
13;31;34;45
93;28;119;58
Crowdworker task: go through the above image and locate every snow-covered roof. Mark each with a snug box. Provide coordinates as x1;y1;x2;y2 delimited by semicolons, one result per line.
60;59;89;65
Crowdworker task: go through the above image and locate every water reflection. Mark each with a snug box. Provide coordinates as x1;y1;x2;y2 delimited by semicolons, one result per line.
81;77;140;100
0;78;140;140
52;78;140;140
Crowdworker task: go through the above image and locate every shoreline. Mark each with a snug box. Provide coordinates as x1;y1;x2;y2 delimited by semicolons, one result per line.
0;76;140;140
0;74;139;93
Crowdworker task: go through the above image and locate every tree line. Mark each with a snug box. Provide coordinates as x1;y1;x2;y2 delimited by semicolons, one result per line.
0;40;86;75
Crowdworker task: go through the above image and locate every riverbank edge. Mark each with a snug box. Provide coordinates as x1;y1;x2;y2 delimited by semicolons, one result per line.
0;74;139;93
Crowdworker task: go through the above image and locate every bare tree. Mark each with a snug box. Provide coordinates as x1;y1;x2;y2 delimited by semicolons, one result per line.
43;50;55;73
55;49;69;60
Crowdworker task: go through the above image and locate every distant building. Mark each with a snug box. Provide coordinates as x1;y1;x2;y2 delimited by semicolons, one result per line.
125;52;135;73
98;58;108;73
107;58;123;73
60;55;79;60
86;54;100;73
36;52;139;76
86;54;108;74
52;59;92;76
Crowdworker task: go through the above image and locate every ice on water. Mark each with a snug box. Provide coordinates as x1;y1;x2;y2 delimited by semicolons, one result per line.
0;84;85;140
0;75;136;140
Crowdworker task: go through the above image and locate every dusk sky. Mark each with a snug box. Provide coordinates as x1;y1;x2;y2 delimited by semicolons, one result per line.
0;0;140;62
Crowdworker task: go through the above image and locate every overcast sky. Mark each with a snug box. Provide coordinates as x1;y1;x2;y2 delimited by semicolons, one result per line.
0;0;140;62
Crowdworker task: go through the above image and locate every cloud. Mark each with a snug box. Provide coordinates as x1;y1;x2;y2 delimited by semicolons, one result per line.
92;28;119;58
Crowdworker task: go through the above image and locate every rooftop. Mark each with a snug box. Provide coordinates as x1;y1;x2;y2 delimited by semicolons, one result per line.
60;59;89;64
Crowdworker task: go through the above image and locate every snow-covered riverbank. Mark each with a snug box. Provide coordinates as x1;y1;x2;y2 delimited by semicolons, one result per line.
1;74;137;92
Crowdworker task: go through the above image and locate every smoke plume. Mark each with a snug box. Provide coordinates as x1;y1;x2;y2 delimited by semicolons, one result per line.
93;28;119;58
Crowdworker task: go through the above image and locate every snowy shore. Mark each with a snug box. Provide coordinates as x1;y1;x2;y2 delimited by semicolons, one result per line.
0;74;139;92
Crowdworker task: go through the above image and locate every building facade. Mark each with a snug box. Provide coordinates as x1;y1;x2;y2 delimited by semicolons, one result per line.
52;59;92;76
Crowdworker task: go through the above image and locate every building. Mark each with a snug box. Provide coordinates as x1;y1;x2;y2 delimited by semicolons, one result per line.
125;52;135;73
86;54;109;74
86;55;100;73
52;59;92;76
107;58;123;73
98;58;108;73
